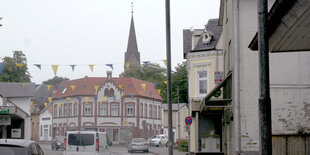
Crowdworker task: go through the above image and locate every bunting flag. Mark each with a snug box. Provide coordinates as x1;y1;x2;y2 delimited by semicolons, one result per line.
58;103;62;107
70;65;76;71
141;84;146;91
94;85;99;93
163;60;167;67
47;85;52;91
99;101;103;104
34;64;41;70
119;84;122;88
22;83;28;87
104;96;107;102
72;102;76;105
30;101;34;105
66;97;71;100
0;63;5;75
71;85;76;91
51;65;59;76
149;90;152;96
157;89;161;95
130;94;134;100
48;97;52;103
153;82;157;89
164;81;167;84
44;102;48;108
88;64;94;72
85;97;89;104
59;85;64;91
16;63;23;69
125;62;130;69
106;64;113;70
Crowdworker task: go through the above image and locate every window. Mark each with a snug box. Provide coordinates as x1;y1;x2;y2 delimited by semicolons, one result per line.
68;133;94;146
99;104;107;116
144;104;147;117
63;104;67;117
139;103;143;117
54;105;57;117
74;103;77;116
69;103;72;116
198;71;208;94
59;105;62;117
84;104;91;116
127;104;134;116
149;105;152;118
154;106;157;118
111;104;118;116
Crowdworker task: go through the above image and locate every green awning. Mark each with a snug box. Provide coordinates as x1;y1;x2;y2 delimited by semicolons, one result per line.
200;72;232;112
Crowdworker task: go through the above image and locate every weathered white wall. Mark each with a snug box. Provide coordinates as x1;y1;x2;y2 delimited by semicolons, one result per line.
39;110;52;141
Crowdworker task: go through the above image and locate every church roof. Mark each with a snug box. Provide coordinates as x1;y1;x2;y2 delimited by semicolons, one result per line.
125;15;140;66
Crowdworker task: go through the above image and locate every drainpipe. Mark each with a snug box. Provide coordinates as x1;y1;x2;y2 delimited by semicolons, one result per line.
233;0;242;154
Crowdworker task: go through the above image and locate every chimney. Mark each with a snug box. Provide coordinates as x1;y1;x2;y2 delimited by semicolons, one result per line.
107;71;112;80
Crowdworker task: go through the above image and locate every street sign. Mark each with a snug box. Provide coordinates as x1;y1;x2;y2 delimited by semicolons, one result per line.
214;71;224;84
185;116;192;126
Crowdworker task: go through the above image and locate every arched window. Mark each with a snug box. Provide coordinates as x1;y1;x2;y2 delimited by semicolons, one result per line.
109;89;114;97
104;88;109;96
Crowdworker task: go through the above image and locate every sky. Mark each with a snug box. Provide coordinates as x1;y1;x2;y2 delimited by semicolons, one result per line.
0;0;220;84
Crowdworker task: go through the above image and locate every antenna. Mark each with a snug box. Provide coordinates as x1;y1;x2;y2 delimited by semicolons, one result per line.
131;2;134;14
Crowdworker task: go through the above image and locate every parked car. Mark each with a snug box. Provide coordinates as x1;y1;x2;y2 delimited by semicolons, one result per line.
128;138;149;153
51;136;65;150
64;131;110;155
147;135;156;145
149;134;168;147
0;139;44;155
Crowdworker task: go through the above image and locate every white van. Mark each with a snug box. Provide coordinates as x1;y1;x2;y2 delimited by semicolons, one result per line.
63;131;111;155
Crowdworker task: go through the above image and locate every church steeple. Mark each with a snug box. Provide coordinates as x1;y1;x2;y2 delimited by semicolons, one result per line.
124;2;140;70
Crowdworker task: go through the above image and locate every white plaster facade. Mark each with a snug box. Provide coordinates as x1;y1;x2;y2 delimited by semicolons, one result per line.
39;109;52;141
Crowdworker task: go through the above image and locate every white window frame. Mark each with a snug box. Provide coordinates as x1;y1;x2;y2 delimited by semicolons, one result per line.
194;63;210;97
100;104;107;116
126;104;134;116
84;104;91;116
111;104;118;116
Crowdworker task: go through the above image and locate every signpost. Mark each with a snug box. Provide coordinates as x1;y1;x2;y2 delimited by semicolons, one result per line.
185;116;192;126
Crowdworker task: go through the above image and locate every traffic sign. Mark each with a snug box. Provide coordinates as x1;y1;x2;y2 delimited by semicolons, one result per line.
185;116;192;126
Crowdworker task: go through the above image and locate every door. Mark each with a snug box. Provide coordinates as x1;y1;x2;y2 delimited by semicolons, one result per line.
44;129;48;141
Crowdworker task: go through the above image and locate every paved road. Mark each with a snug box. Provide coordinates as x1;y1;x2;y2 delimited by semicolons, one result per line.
39;142;186;155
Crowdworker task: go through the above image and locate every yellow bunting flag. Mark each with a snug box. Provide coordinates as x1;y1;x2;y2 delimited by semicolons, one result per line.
72;102;76;105
47;85;52;91
88;65;94;72
141;84;146;91
58;103;62;107
71;85;76;91
16;63;23;69
104;96;107;102
121;93;124;97
85;97;89;104
99;101;103;104
119;84;122;88
164;81;167;84
94;85;99;93
44;102;48;108
30;101;34;105
22;83;28;87
163;60;167;67
48;97;52;103
51;65;59;76
66;97;71;100
157;89;161;95
125;62;130;69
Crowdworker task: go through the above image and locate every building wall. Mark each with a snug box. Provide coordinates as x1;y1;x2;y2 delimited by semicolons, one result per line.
31;114;40;140
39;110;52;141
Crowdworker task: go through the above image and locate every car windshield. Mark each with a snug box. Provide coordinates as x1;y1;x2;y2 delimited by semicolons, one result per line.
0;145;27;155
132;139;146;143
68;133;94;146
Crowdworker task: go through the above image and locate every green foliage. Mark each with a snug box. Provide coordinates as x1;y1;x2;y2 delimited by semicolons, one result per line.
0;51;31;82
178;139;188;149
43;76;70;85
119;62;188;104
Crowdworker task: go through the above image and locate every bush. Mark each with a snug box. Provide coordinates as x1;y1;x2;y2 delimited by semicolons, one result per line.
178;139;188;150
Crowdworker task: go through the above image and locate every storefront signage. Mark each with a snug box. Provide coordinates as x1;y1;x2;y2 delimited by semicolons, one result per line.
11;129;21;138
0;115;11;125
214;71;224;84
0;106;16;114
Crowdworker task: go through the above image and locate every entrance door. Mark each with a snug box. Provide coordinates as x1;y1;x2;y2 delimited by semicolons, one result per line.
44;129;48;141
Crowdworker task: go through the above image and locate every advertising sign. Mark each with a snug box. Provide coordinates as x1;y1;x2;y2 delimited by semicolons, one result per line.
11;129;21;138
214;71;224;84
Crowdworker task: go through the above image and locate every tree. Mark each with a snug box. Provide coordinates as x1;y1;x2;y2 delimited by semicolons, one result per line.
171;62;188;103
43;76;70;85
0;51;31;82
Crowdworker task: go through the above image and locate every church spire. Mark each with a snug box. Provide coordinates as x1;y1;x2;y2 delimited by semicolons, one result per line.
124;2;140;70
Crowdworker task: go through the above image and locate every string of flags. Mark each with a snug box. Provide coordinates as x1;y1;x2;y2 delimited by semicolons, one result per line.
0;59;168;76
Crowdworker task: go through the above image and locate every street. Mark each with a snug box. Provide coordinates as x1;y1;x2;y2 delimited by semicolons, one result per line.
39;142;187;155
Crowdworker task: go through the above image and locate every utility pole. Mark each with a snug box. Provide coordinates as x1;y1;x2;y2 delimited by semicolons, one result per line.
258;0;272;154
165;0;173;154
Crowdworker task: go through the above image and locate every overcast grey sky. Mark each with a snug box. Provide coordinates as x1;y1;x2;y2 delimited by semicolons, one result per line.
0;0;220;84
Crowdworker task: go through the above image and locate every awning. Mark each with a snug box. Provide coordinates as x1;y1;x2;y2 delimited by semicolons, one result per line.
248;0;310;52
200;72;232;112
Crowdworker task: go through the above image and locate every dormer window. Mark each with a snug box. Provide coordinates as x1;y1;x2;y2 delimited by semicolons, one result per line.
203;30;213;44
